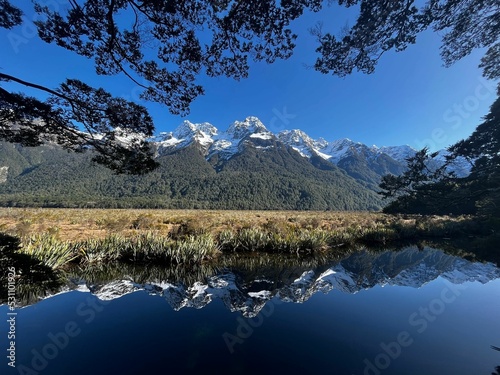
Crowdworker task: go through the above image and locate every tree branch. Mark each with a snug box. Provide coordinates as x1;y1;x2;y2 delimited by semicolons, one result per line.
0;73;73;102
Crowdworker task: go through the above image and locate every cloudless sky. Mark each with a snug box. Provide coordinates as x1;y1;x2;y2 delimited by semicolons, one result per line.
1;1;497;151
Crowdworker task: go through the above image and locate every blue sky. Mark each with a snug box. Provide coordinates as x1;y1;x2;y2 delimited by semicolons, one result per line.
1;2;497;151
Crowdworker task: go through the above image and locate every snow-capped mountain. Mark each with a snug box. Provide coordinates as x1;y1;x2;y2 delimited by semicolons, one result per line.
434;149;474;177
378;145;417;163
153;116;470;180
277;129;324;158
155;120;217;153
0;116;472;209
210;117;275;158
156;116;276;159
226;116;272;140
19;247;500;316
278;130;471;177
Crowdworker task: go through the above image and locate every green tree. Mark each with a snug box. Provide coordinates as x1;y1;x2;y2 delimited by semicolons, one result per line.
379;148;450;199
380;95;500;216
448;95;500;217
378;147;467;214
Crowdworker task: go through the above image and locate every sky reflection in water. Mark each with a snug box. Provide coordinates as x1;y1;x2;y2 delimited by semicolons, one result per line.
2;246;500;375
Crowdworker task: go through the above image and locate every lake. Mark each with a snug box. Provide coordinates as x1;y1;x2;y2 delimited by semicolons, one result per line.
2;246;500;375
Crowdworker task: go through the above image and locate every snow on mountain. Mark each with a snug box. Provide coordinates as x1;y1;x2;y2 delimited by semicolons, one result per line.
150;116;470;176
156;118;345;163
278;130;408;166
29;247;500;317
277;130;371;163
156;116;275;158
378;145;417;163
319;138;367;163
208;116;275;159
376;146;471;177
156;120;218;153
226;116;271;140
434;149;473;177
277;128;471;177
90;280;142;301
277;129;317;158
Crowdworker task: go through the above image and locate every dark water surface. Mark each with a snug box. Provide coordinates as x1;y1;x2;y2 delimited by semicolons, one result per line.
2;246;500;375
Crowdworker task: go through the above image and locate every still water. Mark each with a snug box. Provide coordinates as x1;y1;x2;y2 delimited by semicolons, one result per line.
2;246;500;375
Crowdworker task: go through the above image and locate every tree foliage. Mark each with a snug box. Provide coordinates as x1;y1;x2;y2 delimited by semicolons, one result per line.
380;95;500;217
313;0;500;81
33;0;323;114
1;0;498;173
0;77;158;174
379;148;451;200
448;95;500;217
0;0;22;29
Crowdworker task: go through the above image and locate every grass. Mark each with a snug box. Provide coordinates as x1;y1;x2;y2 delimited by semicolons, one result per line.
16;232;221;268
21;234;78;269
0;208;490;269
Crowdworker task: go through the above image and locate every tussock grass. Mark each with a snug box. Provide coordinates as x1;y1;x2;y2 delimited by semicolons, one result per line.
20;234;78;269
221;227;346;254
1;208;484;268
17;231;221;269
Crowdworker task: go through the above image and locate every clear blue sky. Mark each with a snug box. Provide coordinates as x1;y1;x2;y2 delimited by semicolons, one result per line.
1;2;497;151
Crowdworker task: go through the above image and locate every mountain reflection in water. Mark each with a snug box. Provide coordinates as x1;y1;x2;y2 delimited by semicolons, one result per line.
17;246;500;316
2;245;500;375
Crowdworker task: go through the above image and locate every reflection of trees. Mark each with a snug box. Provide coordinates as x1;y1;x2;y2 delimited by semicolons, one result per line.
2;242;349;307
432;238;500;266
4;233;499;308
67;251;344;289
0;233;65;305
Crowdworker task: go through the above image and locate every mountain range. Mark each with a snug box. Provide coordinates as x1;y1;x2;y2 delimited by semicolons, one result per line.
155;117;470;182
0;117;470;210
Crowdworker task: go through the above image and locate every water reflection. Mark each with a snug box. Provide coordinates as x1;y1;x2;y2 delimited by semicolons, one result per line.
0;233;65;305
6;245;499;317
2;243;500;375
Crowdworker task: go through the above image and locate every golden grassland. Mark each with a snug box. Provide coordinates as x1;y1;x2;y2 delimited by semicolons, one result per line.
0;207;469;241
0;207;485;269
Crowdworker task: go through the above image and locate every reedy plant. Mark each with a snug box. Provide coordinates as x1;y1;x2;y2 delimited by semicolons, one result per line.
21;234;78;269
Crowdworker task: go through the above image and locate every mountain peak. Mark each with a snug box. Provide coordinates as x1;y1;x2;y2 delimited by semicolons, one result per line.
152;118;469;178
378;145;417;162
174;120;218;139
156;121;218;152
278;129;313;143
278;129;316;157
227;117;270;139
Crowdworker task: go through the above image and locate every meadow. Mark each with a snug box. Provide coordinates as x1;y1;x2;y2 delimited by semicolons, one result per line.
0;208;482;269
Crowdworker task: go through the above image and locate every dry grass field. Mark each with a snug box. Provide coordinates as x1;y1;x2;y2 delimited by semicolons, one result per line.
0;208;469;241
0;207;453;241
0;208;480;269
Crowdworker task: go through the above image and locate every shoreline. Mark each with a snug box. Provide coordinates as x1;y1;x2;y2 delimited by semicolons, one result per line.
0;208;496;269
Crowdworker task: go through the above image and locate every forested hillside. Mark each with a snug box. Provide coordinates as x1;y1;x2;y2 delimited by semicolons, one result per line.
0;141;382;210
